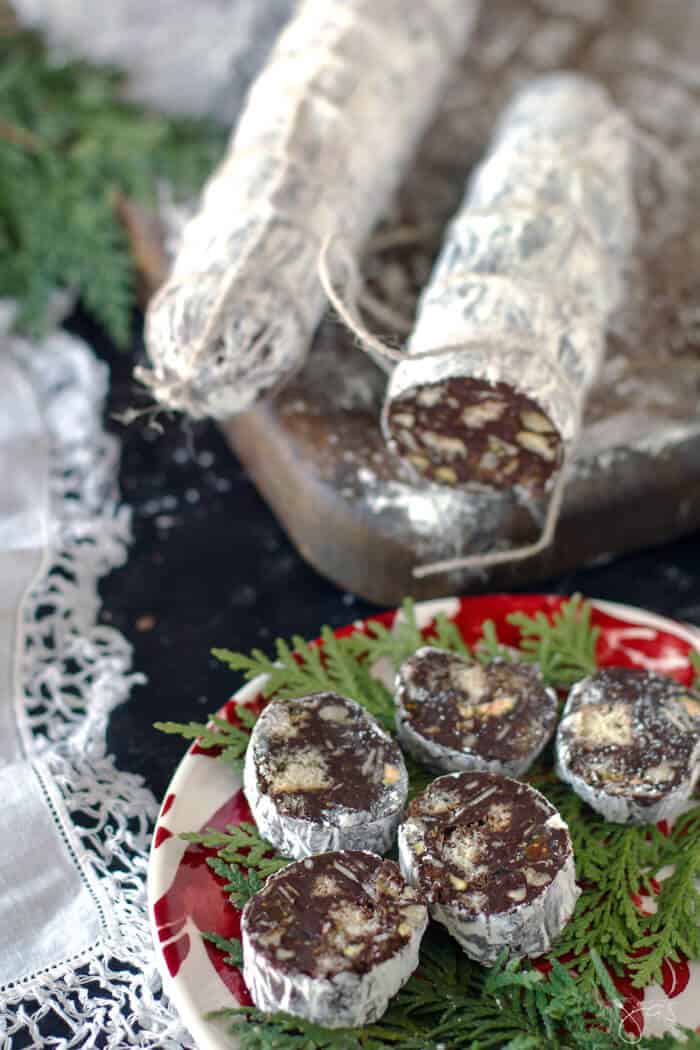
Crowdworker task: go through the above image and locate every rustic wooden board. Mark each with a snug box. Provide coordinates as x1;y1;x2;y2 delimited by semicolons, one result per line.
219;0;700;605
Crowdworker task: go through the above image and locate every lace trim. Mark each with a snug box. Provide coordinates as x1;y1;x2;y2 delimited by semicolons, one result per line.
1;329;188;1047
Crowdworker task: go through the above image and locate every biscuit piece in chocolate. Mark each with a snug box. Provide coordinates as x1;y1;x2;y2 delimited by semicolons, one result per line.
395;648;557;777
556;667;700;824
244;692;408;859
242;850;428;1027
398;771;579;964
385;377;563;492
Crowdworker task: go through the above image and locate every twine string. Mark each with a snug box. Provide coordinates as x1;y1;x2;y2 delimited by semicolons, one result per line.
317;103;657;578
318;230;584;579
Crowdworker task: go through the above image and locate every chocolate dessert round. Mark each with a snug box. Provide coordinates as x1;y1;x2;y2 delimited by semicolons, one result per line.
398;771;579;964
395;648;558;777
244;692;408;859
385;375;564;492
242;850;428;1027
556;667;700;825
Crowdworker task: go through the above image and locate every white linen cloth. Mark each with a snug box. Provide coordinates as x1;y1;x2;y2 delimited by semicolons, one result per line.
0;307;187;1047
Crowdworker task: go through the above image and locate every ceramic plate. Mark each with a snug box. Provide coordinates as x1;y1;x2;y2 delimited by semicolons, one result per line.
147;595;700;1048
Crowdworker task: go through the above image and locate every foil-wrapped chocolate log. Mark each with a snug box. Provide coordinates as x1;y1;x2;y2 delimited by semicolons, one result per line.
383;72;638;492
142;0;480;419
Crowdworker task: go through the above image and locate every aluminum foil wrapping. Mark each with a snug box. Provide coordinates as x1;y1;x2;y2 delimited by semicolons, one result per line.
243;913;426;1027
142;0;481;420
383;72;638;465
11;0;295;124
425;851;579;965
242;854;428;1028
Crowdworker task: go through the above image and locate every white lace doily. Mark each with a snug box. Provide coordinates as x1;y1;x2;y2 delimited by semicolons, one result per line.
0;310;188;1048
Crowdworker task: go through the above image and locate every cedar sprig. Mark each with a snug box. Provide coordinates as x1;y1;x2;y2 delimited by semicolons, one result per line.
508;594;599;687
202;932;244;969
539;780;672;986
689;649;700;689
181;821;290;880
475;618;515;664
207;855;262;908
345;598;425;669
0;25;225;344
214;627;397;731
154;706;257;769
475;595;599;688
348;599;472;673
627;804;700;988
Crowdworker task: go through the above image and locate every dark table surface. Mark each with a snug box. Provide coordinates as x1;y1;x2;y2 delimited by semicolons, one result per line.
77;316;700;806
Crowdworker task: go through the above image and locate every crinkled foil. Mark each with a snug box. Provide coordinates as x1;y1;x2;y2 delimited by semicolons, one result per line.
142;0;481;419
383;74;637;458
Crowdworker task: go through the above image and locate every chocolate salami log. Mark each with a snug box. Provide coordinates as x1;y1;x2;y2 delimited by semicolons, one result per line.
556;668;700;825
395;648;557;777
243;692;408;859
398;771;579;964
143;0;480;419
242;850;428;1027
383;73;637;492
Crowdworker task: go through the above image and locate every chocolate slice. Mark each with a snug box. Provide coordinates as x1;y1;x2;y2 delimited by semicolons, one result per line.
395;648;557;776
385;377;563;492
244;692;408;858
556;667;700;824
398;771;579;964
242;850;427;1027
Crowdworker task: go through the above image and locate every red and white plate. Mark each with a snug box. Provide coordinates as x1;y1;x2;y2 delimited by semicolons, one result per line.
147;595;700;1049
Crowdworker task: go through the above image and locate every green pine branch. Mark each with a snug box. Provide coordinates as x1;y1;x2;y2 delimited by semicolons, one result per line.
213;626;397;732
154;706;257;770
627;806;700;988
507;594;600;687
207;856;263;908
475;618;515;664
0;26;225;344
181;821;290;880
202;931;244;969
209;939;700;1050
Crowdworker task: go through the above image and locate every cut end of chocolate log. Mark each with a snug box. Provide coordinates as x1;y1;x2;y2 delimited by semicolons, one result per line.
395;648;558;777
243;692;408;859
242;850;427;1028
398;770;579;964
556;667;700;825
384;375;564;492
